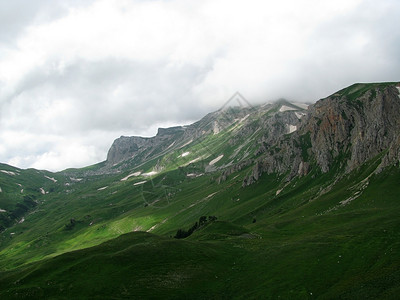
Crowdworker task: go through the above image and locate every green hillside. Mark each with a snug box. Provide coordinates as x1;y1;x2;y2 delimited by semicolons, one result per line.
1;161;399;299
1;83;400;299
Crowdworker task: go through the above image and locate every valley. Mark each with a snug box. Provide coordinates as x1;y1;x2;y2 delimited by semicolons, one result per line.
0;82;400;299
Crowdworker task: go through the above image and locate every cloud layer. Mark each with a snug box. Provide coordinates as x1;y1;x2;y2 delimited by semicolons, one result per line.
1;0;399;171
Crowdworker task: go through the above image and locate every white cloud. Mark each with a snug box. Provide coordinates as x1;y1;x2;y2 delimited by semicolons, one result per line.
0;0;399;171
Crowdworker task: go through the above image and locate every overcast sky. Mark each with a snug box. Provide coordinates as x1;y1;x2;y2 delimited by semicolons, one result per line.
0;0;399;171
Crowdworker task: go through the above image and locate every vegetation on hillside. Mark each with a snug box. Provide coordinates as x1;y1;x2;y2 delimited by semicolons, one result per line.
1;82;400;298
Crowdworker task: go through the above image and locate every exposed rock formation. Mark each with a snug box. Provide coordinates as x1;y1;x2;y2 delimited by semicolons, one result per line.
104;82;400;187
106;126;185;166
242;82;400;186
304;83;400;173
105;105;267;169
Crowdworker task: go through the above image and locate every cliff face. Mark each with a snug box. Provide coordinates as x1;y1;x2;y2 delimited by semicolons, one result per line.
104;82;400;185
106;126;186;166
242;83;400;186
105;107;253;168
304;83;400;173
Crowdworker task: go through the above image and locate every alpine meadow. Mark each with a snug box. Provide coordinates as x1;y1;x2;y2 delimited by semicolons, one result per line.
1;82;400;299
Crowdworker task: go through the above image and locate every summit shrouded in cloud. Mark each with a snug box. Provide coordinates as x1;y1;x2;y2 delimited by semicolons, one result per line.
0;0;399;171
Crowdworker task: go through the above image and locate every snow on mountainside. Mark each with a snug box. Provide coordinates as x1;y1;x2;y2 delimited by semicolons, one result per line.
103;82;400;189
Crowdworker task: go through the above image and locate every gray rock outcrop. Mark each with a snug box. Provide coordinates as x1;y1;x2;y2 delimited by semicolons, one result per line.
242;82;400;186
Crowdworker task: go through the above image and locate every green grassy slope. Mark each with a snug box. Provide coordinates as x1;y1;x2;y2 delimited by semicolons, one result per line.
0;164;67;232
1;88;400;298
0;231;246;299
0;100;303;269
333;82;398;101
0;153;399;299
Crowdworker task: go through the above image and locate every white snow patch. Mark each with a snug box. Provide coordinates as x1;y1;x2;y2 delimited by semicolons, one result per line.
179;151;190;158
166;141;175;149
44;176;57;183
121;172;142;181
279;105;297;112
97;186;108;191
40;188;46;195
142;171;158;177
240;114;250;123
186;173;204;178
20;189;24;193
70;177;82;182
209;155;224;166
18;217;25;224
206;192;218;199
291;102;309;109
16;183;22;187
147;217;170;232
287;124;297;134
0;187;2;193
0;209;6;213
133;226;143;231
134;181;147;186
0;170;16;176
295;112;306;119
180;139;193;148
188;157;202;164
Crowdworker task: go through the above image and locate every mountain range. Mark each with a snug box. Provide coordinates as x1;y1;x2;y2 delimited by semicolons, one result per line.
0;81;400;299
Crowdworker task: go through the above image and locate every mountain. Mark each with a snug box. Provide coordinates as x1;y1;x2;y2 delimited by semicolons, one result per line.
102;99;306;174
243;82;400;185
102;82;400;185
0;82;400;299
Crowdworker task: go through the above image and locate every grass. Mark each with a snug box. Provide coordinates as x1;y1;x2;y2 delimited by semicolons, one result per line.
1;86;400;298
1;155;399;298
334;82;398;102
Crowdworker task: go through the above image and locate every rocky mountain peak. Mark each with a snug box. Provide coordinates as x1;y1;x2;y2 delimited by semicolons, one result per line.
302;82;400;173
104;82;399;185
242;82;400;186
